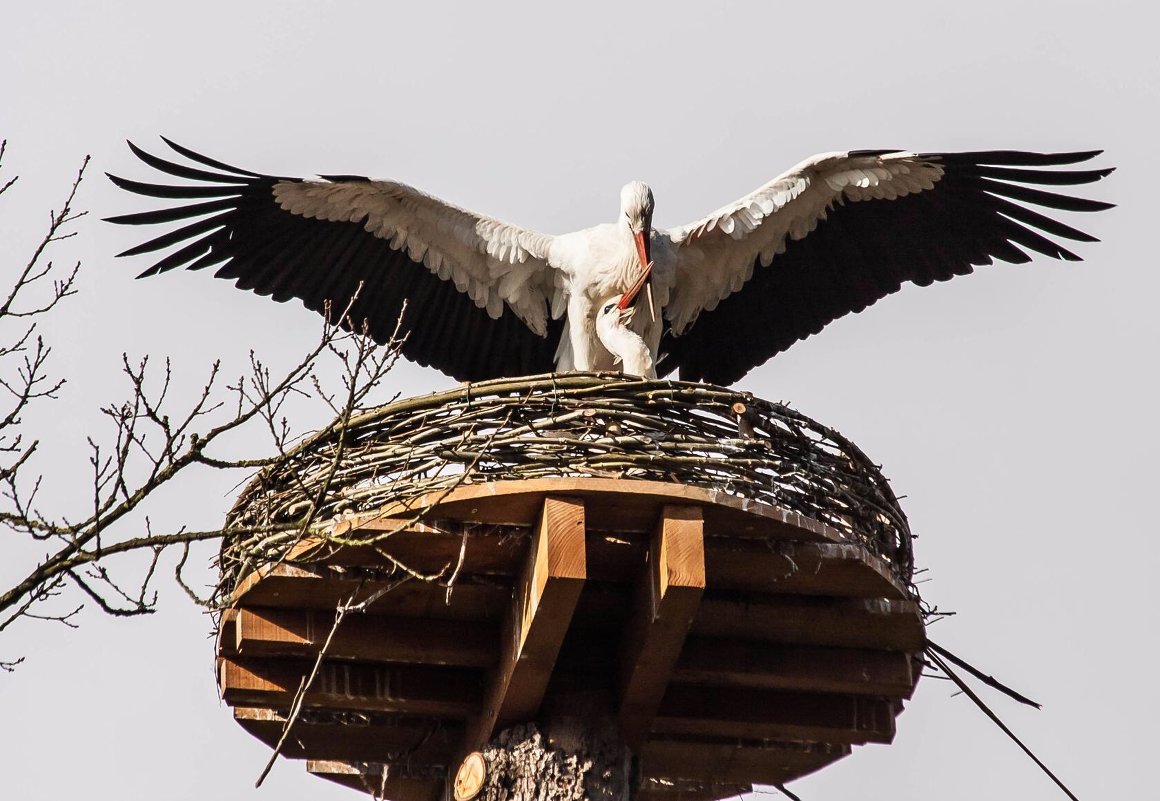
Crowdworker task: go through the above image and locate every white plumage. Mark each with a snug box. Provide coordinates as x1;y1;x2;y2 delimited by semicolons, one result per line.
109;141;1112;384
595;297;655;379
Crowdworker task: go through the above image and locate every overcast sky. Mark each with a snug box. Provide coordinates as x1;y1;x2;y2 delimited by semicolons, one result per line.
1;2;1155;800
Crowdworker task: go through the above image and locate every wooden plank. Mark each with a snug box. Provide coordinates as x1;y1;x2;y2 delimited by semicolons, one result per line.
217;608;238;657
640;738;850;785
468;496;587;748
348;478;836;544
693;594;924;652
705;539;907;599
288;524;527;577
220;657;479;718
232;707;460;763
231;563;507;619
285;528;909;598
619;505;705;747
655;685;895;745
295;526;644;584
674;638;916;698
307;761;443;801
235;607;498;668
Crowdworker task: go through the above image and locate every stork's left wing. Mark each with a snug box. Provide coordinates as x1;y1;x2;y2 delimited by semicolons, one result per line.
661;150;1113;384
106;139;563;382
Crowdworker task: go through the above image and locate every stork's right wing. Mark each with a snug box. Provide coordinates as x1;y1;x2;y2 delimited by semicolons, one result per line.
107;139;563;381
661;149;1113;384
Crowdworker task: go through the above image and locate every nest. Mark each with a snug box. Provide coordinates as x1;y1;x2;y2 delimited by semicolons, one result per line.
222;373;913;596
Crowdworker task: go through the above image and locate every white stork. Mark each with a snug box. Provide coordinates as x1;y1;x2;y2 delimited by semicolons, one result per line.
108;140;1112;384
595;295;654;378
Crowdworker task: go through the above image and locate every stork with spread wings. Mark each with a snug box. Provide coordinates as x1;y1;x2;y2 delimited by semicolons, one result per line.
108;140;1112;384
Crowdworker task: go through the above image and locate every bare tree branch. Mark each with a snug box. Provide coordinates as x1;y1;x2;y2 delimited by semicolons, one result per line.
0;144;405;667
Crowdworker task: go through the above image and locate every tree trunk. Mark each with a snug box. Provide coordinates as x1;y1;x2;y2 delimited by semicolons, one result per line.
474;689;632;801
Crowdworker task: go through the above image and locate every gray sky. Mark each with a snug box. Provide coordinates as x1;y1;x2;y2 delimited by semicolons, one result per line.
1;2;1155;799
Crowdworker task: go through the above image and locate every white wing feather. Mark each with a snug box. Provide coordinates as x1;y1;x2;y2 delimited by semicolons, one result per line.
665;151;944;333
272;181;556;334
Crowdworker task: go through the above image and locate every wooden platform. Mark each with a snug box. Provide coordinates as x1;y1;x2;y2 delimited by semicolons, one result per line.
217;478;923;799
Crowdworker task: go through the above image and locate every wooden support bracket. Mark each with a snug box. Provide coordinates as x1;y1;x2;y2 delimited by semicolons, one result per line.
618;504;706;747
655;685;896;744
232;707;460;763
640;738;850;785
234;607;498;667
674;638;915;698
693;595;924;651
467;496;587;749
220;657;479;718
231;563;507;619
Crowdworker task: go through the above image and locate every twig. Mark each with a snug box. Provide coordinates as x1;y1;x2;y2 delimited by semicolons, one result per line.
445;529;469;604
253;574;411;786
927;640;1041;709
927;649;1080;801
253;587;357;787
774;783;804;801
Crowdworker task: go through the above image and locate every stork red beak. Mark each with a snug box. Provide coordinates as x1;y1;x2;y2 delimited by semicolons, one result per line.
619;229;653;310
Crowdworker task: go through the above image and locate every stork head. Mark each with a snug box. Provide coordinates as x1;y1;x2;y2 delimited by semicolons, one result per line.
620;181;655;234
600;297;636;323
619;181;654;309
597;296;636;358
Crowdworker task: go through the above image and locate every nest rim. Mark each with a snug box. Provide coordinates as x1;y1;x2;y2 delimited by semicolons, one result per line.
221;373;915;600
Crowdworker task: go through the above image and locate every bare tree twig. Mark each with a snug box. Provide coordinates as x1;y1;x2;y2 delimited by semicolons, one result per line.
927;648;1080;801
253;574;413;787
0;145;406;667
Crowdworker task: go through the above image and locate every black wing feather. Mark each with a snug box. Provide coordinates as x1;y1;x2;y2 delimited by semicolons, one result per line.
105;173;245;200
959;164;1114;186
126;141;269;185
661;150;1112;384
159;136;267;178
108;141;559;382
105;197;242;226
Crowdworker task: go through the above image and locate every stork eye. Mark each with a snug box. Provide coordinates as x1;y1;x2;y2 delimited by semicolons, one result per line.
603;302;616;314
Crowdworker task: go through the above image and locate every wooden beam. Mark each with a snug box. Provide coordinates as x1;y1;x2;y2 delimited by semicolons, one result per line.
234;607;498;668
300;525;646;584
693;595;924;652
705;539;907;599
230;563;508;619
654;685;895;745
360;478;835;544
307;761;444;801
232;707;460;763
639;738;850;785
674;638;916;698
468;496;587;749
618;505;705;747
220;656;479;718
290;522;907;598
290;523;527;577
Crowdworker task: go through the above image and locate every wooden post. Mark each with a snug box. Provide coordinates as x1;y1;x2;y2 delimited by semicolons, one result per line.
618;505;705;747
462;498;635;801
469;496;587;750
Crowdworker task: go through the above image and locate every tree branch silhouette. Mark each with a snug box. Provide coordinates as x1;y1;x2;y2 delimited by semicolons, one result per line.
0;143;403;669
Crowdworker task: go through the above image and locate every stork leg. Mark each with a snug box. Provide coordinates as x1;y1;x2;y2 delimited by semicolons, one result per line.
566;295;598;372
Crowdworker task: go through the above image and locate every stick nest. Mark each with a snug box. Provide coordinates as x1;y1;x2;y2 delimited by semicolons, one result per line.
222;373;913;596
